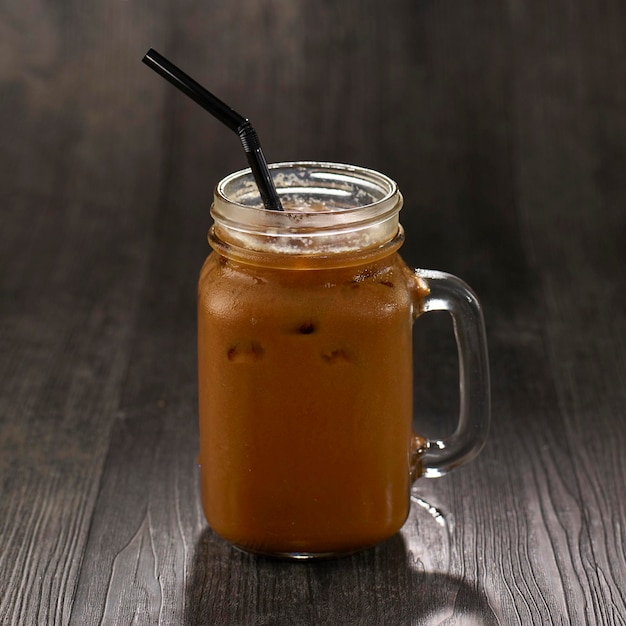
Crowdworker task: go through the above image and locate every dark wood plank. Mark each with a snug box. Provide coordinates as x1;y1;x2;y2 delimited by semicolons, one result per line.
509;2;626;622
0;193;151;625
0;0;169;623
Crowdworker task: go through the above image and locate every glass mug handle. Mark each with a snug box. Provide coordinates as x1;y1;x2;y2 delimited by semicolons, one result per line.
410;269;491;479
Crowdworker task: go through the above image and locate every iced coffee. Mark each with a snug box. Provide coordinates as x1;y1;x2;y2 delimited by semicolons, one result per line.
197;162;490;557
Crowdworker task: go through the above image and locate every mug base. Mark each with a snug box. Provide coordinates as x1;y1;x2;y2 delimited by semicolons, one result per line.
231;543;370;560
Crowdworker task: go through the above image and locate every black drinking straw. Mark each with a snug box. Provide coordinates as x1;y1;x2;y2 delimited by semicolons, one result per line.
142;48;283;211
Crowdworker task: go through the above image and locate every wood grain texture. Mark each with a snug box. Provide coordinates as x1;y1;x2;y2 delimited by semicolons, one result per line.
1;0;625;624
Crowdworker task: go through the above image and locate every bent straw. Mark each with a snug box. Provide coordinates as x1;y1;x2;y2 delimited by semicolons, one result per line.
142;48;283;211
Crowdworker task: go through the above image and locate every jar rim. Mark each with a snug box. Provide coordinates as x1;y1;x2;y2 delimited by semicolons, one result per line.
210;161;403;260
215;161;399;215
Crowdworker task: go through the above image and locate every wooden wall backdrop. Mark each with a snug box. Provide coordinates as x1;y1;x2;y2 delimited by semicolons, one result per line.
1;0;625;624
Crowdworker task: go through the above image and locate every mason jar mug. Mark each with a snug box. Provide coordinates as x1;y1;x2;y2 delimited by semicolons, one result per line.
197;162;490;558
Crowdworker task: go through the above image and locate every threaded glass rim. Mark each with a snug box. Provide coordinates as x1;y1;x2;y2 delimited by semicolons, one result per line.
211;162;403;257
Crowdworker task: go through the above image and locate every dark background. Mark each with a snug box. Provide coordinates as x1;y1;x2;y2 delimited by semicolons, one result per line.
1;1;625;624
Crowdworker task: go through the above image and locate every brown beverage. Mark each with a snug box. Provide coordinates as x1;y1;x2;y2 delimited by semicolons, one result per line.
197;162;489;558
198;245;427;556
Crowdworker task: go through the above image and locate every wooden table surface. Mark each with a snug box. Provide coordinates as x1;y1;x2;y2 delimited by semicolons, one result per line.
2;1;625;624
